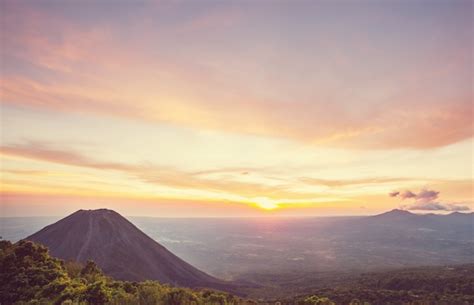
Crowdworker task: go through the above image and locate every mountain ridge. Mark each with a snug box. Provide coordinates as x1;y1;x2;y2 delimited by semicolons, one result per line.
371;208;473;219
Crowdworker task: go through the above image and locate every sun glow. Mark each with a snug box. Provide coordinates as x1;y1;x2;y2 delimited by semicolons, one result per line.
254;197;279;210
0;1;472;217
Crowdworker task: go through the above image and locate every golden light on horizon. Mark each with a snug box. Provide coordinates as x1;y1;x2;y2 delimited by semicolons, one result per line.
254;197;279;210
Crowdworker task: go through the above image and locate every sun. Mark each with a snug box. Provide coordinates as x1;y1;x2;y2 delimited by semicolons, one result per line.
254;197;279;210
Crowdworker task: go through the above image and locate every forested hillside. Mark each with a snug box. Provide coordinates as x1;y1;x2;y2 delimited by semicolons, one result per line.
1;240;473;305
0;240;250;305
243;265;474;305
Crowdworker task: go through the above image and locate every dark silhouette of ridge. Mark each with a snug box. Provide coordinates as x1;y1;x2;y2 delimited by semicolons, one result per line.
26;209;232;290
368;208;473;229
447;211;474;217
373;209;416;218
372;209;473;221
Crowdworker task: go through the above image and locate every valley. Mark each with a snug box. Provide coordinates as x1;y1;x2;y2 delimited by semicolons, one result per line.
1;209;473;304
3;210;471;280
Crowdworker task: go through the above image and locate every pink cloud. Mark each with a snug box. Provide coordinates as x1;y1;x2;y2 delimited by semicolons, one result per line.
415;189;439;202
389;191;400;197
0;141;135;171
1;1;472;150
390;188;471;212
400;190;417;199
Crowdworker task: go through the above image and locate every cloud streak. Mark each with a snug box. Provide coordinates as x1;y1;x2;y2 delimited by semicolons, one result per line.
301;177;417;188
1;2;472;149
407;201;470;212
0;141;316;201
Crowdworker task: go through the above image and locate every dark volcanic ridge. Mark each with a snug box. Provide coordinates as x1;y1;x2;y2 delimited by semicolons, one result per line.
26;209;234;291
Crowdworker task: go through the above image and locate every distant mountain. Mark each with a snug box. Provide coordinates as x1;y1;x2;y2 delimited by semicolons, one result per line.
373;209;473;218
10;208;472;282
369;208;473;227
26;209;231;290
370;208;419;222
345;208;474;244
372;208;416;218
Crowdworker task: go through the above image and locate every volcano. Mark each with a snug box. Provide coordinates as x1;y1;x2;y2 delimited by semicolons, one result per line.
26;209;230;290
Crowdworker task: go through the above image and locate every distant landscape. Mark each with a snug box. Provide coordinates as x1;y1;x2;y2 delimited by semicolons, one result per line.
2;210;473;279
1;209;473;304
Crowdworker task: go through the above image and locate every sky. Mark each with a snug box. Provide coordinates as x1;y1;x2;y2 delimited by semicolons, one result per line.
0;0;472;217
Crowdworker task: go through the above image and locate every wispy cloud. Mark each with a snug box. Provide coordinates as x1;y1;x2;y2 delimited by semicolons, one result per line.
0;141;136;171
407;201;470;212
301;177;417;188
1;2;472;149
389;191;400;197
0;141;315;200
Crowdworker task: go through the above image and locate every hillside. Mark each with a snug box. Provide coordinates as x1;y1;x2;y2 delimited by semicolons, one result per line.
239;264;474;304
26;209;231;290
1;240;473;305
0;240;249;305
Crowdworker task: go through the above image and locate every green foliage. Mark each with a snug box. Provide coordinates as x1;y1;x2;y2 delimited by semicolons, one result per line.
63;261;83;279
82;280;111;305
0;240;253;305
0;240;71;304
300;295;336;305
1;240;472;305
242;264;474;305
79;260;105;284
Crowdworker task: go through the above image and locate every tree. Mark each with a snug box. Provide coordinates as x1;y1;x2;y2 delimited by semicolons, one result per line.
82;280;111;305
0;240;71;304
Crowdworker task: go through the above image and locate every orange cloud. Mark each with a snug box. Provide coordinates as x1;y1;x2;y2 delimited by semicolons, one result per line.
3;75;471;150
300;177;427;188
0;141;136;171
1;2;472;150
0;141;310;200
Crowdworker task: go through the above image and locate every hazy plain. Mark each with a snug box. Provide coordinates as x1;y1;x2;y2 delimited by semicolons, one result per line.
2;211;472;280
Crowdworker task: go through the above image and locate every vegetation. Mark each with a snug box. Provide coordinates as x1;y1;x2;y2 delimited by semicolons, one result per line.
0;240;254;305
242;265;474;305
1;240;473;305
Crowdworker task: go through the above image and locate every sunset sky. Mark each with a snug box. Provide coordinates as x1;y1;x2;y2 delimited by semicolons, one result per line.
0;0;472;217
